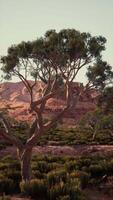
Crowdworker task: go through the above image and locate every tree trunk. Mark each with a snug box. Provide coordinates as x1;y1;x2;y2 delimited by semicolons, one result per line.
92;129;97;140
20;148;32;182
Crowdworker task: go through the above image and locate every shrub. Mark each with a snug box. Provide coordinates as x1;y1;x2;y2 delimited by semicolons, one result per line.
65;161;78;172
48;181;84;200
0;156;20;171
0;178;15;194
89;164;105;177
47;169;67;186
77;158;91;169
20;179;47;198
57;195;70;200
79;172;90;189
37;161;51;173
32;170;45;179
89;178;100;186
0;196;11;200
49;182;66;200
6;170;21;181
69;187;84;200
106;160;113;175
6;170;21;192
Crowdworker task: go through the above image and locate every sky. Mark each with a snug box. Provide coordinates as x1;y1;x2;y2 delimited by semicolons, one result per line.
0;0;113;83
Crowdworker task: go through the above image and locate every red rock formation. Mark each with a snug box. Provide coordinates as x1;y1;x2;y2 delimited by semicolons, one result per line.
0;81;98;124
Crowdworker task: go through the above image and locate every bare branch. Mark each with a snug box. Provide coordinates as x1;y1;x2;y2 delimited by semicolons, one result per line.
44;106;69;130
30;91;57;110
0;113;23;149
28;118;38;137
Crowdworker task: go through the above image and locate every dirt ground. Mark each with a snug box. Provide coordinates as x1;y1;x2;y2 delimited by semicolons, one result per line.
84;188;113;200
0;144;113;158
9;189;113;200
11;198;29;200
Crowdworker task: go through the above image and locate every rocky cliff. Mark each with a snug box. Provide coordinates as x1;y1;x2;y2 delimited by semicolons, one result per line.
0;81;98;125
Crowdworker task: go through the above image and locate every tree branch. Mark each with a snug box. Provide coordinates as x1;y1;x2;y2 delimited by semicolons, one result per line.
0;113;23;149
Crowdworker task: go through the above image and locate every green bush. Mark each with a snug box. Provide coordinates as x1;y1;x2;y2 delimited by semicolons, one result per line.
47;169;67;186
77;158;91;169
49;181;83;200
37;161;51;173
79;172;90;189
0;156;21;193
89;164;105;177
49;182;66;200
0;156;20;171
69;187;85;200
88;178;100;186
1;153;113;199
65;161;78;172
32;169;45;179
20;179;47;198
0;178;15;194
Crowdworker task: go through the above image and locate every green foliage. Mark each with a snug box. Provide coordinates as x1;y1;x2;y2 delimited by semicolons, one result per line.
89;164;105;177
20;179;47;198
79;109;113;141
1;154;113;198
0;156;21;194
1;120;113;153
0;196;11;200
49;182;67;200
98;115;113;130
98;87;113;113
0;178;15;194
79;172;90;189
20;176;84;200
1;28;111;91
36;160;51;173
79;109;103;129
65;160;78;172
47;169;67;186
0;120;29;149
37;126;113;145
87;60;113;90
49;181;83;200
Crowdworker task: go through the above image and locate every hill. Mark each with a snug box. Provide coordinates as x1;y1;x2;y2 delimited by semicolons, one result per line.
0;81;99;125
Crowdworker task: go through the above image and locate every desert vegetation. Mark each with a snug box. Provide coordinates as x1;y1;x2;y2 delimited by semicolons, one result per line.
0;28;113;199
0;152;113;199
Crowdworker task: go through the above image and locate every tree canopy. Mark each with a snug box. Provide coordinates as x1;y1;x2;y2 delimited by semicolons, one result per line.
1;29;112;86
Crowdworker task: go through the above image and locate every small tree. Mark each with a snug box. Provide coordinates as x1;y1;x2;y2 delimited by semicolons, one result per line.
0;29;113;181
98;86;113;114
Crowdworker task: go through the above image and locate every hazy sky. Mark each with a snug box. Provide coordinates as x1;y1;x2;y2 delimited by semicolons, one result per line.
0;0;113;83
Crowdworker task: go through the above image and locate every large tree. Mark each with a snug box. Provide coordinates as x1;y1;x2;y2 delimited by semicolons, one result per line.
0;29;113;181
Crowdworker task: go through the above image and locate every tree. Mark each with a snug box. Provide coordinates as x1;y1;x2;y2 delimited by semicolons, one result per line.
98;86;113;114
79;109;113;140
0;29;113;182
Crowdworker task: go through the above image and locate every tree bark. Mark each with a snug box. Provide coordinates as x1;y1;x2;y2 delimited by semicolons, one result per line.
20;148;32;182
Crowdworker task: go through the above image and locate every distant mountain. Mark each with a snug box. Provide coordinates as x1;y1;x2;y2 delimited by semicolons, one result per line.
0;81;98;126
